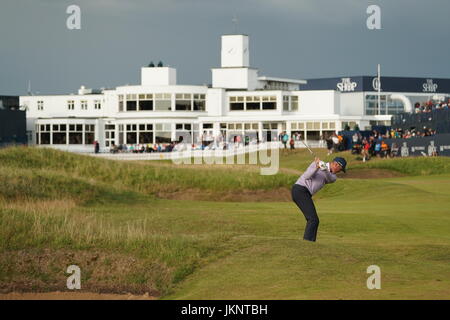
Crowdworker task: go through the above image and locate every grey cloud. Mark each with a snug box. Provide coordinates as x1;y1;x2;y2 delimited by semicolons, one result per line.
0;0;449;95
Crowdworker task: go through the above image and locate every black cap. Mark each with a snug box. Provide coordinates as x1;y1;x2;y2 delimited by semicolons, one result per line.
333;157;347;173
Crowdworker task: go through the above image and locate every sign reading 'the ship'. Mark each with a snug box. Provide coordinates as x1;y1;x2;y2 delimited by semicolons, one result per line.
422;79;438;93
337;78;358;92
303;76;450;93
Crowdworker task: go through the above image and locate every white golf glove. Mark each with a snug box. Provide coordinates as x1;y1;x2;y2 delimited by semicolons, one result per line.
319;161;327;171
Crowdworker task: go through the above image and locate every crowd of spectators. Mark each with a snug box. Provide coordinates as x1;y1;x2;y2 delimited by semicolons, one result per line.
350;131;396;161
109;142;177;153
108;132;262;154
414;99;450;113
106;130;343;154
350;128;439;161
325;133;345;155
277;131;347;154
278;131;302;150
387;127;436;139
103;114;441;158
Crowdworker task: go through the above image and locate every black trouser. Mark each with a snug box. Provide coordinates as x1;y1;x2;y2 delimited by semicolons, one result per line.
291;184;319;242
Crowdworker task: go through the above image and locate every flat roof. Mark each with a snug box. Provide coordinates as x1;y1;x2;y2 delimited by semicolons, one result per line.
258;76;307;85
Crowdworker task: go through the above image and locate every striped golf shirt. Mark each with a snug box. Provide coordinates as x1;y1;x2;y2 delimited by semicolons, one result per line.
295;161;337;196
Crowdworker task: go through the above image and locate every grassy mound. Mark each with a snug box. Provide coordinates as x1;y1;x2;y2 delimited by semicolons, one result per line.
0;147;293;197
280;148;450;176
351;156;450;176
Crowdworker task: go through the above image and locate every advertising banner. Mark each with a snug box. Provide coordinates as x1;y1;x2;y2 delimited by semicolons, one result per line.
384;133;450;157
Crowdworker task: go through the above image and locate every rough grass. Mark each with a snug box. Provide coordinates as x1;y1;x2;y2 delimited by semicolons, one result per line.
351;156;450;176
0;197;233;295
279;148;450;176
0;147;293;196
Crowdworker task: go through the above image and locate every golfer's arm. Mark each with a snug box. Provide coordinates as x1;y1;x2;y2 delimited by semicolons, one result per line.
324;170;337;183
302;162;319;180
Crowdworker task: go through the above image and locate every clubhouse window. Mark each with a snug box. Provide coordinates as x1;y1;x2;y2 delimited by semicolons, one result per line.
39;124;50;144
246;96;260;110
118;95;124;111
175;93;192;111
105;124;115;147
68;124;83;144
228;122;258;131
262;96;277;110
176;123;192;131
365;95;403;115
138;124;153;144
85;124;95;145
126;94;137;111
52;124;66;144
291;96;298;111
126;124;137;144
290;122;304;131
229;96;244;111
138;94;153;111
283;96;289;111
229;95;277;111
154;93;172;111
284;95;299;111
193;94;206;111
67;100;75;110
291;122;334;131
37;123;95;145
175;123;193;143
155;123;172;143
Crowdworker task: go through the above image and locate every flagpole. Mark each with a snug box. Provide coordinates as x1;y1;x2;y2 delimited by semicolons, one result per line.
377;64;381;116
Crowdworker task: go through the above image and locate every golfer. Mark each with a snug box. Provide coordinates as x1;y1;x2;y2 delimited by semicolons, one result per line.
292;157;347;242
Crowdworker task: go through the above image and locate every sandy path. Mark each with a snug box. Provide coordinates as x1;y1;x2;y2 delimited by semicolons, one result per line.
0;291;156;300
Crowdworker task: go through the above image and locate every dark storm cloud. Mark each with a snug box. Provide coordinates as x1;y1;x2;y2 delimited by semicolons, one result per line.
1;0;449;95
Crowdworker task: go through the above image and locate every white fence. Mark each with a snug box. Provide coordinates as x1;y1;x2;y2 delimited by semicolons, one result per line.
84;140;326;161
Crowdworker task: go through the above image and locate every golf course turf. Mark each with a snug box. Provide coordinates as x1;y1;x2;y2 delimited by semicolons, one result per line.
0;146;449;299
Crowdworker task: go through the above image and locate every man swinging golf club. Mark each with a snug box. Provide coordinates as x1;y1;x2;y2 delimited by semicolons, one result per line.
292;155;347;242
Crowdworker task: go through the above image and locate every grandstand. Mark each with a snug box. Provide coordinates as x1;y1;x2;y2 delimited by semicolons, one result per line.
391;98;450;134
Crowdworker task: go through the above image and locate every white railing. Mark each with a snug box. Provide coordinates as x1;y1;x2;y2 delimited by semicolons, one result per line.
84;140;326;161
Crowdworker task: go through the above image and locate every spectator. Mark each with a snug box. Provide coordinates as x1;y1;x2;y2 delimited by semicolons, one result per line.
326;135;333;155
245;135;250;146
331;133;339;152
337;134;344;151
381;141;389;158
282;132;289;149
362;139;370;162
352;133;359;145
374;140;381;157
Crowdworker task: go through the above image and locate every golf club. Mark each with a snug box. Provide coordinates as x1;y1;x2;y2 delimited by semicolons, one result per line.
300;139;316;157
300;140;327;170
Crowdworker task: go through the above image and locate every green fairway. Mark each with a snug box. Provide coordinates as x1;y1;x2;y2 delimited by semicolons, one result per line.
1;147;449;299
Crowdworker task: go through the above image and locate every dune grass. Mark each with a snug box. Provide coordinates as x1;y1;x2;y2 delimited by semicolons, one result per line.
0;147;293;196
351;156;450;176
1;146;450;298
279;147;450;176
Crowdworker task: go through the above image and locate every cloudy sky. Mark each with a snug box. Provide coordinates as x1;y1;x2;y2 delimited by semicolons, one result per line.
1;0;449;95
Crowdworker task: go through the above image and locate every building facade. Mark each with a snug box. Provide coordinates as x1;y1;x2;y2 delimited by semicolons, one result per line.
304;76;450;129
0;95;27;145
19;34;450;152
